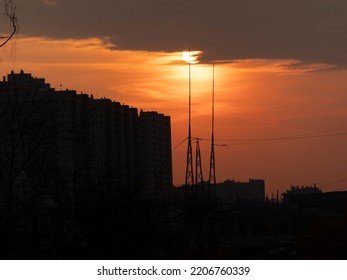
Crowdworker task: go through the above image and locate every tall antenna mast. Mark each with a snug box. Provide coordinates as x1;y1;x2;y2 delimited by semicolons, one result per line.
185;49;194;199
208;64;216;204
195;138;204;198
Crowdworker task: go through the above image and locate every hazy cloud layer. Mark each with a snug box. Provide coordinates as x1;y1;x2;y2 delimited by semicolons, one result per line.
42;0;57;6
16;0;347;66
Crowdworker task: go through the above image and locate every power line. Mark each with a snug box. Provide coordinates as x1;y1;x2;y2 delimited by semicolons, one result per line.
198;131;347;144
321;178;347;187
172;127;347;150
290;125;347;137
172;137;187;151
172;137;229;151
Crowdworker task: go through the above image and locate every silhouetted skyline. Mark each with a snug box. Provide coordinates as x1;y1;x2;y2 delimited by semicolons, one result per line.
1;0;347;194
2;70;347;260
0;70;173;259
0;70;173;193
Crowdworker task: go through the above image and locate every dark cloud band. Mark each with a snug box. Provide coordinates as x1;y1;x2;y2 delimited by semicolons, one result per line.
15;0;347;67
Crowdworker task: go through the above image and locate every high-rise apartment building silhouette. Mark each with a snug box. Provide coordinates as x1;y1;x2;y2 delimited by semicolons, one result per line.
138;110;172;200
0;70;173;198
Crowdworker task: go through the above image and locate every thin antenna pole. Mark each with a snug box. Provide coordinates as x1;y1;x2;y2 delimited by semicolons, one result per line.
185;49;194;199
212;64;215;136
208;64;216;205
189;50;191;133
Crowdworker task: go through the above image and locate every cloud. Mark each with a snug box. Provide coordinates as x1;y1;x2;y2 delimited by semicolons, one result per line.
43;0;58;7
15;0;347;67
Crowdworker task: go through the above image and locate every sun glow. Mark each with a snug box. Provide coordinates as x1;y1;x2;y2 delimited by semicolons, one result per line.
4;37;347;193
182;51;201;64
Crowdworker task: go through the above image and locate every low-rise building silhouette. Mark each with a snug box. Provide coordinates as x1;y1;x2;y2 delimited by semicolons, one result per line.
282;184;321;204
216;179;265;204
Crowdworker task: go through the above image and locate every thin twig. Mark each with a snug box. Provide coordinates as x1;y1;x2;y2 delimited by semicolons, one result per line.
0;0;17;48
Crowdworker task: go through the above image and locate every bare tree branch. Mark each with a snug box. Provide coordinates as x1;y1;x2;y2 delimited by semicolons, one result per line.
0;0;17;48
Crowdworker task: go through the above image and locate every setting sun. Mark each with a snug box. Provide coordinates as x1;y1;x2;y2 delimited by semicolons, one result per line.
182;50;202;64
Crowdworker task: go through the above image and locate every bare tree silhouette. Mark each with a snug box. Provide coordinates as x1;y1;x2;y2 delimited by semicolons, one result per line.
0;0;17;48
0;81;80;258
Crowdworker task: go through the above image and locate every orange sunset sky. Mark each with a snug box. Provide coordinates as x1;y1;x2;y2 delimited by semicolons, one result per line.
1;0;347;194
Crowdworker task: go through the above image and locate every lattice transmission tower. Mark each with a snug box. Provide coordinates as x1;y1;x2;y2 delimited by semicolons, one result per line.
195;138;204;199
